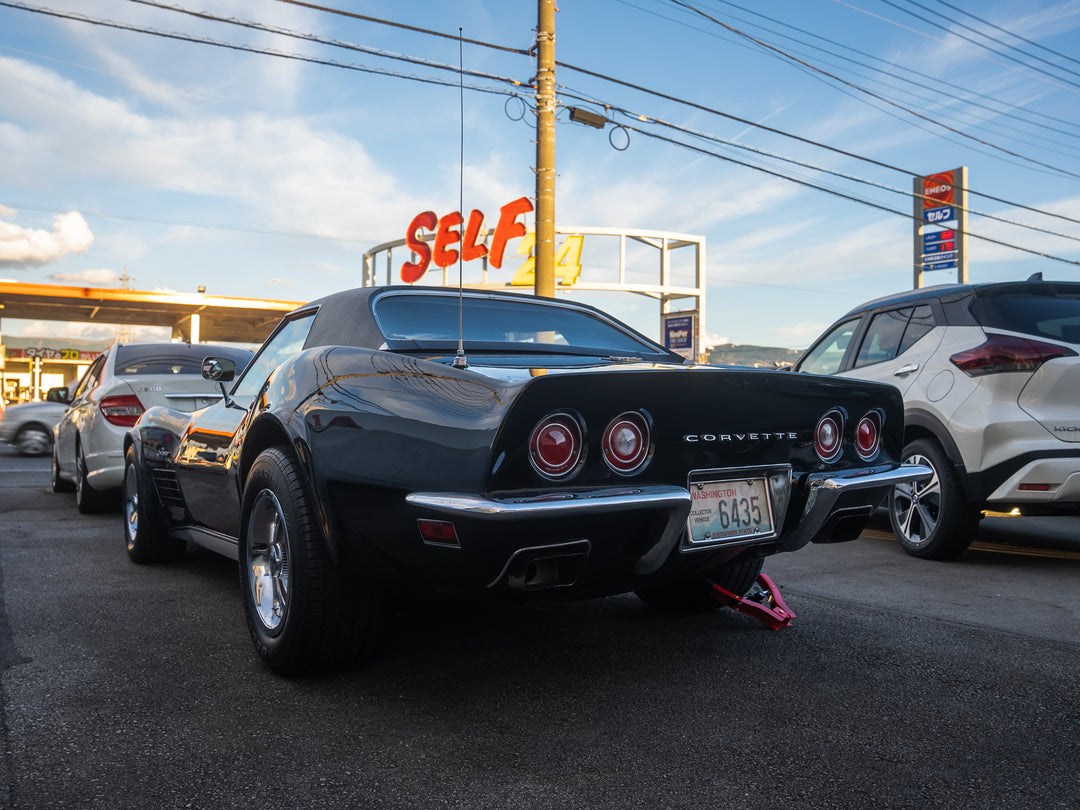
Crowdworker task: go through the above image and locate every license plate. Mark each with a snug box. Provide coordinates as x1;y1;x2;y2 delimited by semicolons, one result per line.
688;478;773;545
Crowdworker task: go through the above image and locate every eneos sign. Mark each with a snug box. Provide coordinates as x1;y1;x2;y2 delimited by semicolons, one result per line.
922;171;955;209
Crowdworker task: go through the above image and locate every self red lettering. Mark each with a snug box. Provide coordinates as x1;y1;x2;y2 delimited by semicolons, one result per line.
432;211;462;268
488;196;533;269
461;209;487;262
401;211;437;283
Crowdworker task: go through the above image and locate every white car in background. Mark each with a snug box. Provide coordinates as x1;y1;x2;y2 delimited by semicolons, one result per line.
792;278;1080;559
52;342;254;513
0;387;70;456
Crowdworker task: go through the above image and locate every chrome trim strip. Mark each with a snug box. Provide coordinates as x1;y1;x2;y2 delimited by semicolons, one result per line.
172;525;239;561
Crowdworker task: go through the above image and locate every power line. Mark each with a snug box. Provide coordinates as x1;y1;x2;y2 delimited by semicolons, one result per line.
194;0;1080;228
667;0;1080;146
557;90;1080;245
826;0;1080;95
268;0;530;56
0;1;530;92
880;0;1080;84
666;0;1080;181
927;0;1080;69
6;0;1078;253
622;124;1080;267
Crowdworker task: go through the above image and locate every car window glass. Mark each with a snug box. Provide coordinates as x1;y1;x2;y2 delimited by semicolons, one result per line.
113;345;254;376
854;308;911;368
72;355;106;399
797;318;860;375
898;304;936;353
233;312;316;398
374;294;662;355
971;290;1080;343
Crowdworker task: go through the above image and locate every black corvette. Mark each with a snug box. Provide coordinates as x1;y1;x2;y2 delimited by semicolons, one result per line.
124;286;928;674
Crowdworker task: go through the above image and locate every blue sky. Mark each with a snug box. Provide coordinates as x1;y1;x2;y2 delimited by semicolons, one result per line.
2;0;1079;349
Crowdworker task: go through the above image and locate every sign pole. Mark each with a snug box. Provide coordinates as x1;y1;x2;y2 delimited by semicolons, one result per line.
957;166;968;284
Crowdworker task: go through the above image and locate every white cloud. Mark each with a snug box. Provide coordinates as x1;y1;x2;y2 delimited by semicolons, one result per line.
0;210;94;267
702;331;730;348
0;55;430;246
47;268;120;285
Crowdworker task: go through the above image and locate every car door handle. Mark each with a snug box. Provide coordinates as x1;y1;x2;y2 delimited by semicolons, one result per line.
894;363;919;377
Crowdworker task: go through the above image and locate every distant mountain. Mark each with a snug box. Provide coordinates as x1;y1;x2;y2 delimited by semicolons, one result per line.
705;343;803;368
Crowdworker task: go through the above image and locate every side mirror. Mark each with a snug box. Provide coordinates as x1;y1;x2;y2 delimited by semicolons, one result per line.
46;386;71;404
202;357;236;383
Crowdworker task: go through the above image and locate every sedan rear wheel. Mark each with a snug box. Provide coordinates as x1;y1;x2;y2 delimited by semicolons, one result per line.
75;440;112;514
888;438;977;560
240;447;383;675
51;444;75;493
635;554;764;614
15;425;51;456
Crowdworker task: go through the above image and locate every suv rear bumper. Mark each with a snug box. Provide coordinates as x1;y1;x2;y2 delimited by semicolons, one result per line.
986;457;1080;504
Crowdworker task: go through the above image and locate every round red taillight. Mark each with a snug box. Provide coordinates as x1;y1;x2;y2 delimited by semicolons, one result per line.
602;411;650;475
814;409;844;463
529;412;583;479
855;411;883;461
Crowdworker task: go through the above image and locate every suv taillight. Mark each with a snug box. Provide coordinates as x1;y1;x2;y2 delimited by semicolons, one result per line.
950;334;1078;377
99;394;145;427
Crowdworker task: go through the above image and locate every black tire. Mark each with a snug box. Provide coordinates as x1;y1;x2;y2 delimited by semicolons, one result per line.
124;446;186;563
51;444;75;493
75;440;112;514
635;554;765;614
888;438;978;560
15;425;52;457
239;447;382;675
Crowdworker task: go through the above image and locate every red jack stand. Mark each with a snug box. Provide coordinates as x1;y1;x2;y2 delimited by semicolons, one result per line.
709;572;796;630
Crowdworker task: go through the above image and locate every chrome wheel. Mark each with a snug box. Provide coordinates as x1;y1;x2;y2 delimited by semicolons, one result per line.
247;489;291;633
124;463;139;550
16;426;51;456
891;452;939;546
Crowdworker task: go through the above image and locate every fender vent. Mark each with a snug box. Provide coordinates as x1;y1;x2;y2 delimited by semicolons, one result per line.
151;468;186;509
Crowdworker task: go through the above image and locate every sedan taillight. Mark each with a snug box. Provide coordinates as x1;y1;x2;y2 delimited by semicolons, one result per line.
100;394;145;427
602;411;651;475
529;412;583;479
950;334;1077;377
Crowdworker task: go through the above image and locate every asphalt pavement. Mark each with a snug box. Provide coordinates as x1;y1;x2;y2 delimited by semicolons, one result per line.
1;446;1078;809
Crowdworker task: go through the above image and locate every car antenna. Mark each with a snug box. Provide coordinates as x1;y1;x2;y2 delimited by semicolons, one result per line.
452;27;468;370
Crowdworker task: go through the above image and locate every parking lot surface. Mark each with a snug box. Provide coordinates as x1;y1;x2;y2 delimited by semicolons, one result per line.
1;447;1078;809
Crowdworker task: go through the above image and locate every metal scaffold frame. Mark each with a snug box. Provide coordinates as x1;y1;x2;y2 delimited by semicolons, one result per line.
362;225;707;359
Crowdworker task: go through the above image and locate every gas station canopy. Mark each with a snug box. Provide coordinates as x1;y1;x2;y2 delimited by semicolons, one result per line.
0;280;303;344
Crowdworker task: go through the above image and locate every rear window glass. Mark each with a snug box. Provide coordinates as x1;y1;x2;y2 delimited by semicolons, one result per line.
114;345;253;376
373;294;664;355
971;288;1080;343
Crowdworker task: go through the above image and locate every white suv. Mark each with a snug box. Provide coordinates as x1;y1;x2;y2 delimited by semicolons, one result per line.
793;279;1080;558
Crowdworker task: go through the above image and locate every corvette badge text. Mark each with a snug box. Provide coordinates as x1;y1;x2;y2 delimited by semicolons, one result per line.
683;432;799;443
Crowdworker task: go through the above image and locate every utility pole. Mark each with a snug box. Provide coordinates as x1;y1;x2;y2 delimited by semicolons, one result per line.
534;0;556;297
